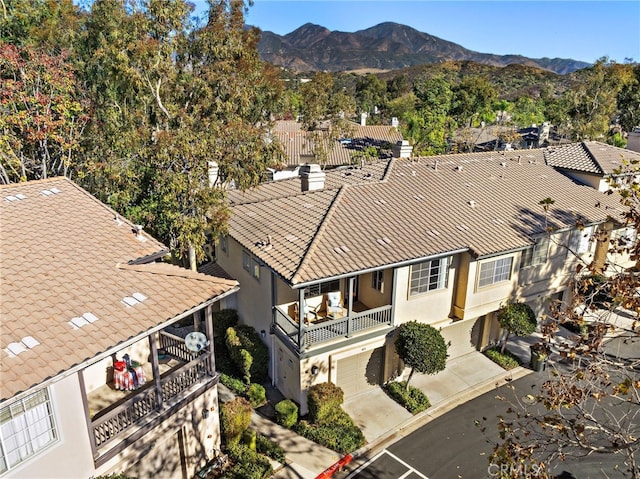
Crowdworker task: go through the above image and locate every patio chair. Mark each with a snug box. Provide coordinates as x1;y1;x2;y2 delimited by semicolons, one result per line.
316;291;345;319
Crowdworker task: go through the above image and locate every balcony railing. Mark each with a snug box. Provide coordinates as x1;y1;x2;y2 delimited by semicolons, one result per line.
274;305;392;351
91;353;215;453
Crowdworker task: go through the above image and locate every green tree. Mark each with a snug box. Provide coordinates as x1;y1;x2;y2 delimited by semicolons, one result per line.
299;71;355;166
355;73;387;119
617;63;640;133
497;301;537;354
0;44;88;183
451;76;497;128
78;0;282;269
395;321;448;390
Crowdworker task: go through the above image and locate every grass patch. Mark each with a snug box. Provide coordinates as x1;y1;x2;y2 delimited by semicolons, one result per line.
484;347;521;370
384;381;430;414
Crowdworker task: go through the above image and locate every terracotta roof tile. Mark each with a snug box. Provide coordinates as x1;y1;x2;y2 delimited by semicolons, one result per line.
544;141;640;175
0;177;238;401
228;146;624;286
272;120;403;167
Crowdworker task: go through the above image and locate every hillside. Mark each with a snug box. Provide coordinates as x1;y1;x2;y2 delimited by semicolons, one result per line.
257;22;590;75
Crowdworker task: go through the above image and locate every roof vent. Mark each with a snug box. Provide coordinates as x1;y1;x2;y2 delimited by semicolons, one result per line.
134;225;147;242
4;336;40;357
456;165;463;171
468;200;476;208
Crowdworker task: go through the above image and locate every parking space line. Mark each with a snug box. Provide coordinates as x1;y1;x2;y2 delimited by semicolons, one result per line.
345;450;429;479
384;450;429;479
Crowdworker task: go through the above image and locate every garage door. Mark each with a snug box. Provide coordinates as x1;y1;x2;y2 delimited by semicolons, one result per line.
336;347;384;397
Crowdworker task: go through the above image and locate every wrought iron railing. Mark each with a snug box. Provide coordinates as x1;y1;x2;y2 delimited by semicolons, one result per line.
91;354;214;451
274;305;392;351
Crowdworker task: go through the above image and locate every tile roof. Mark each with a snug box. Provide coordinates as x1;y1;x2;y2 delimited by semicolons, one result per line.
544;141;640;175
0;178;238;401
272;120;403;167
227;147;624;286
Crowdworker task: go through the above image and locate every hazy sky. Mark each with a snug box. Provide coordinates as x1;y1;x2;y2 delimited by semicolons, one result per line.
193;0;640;64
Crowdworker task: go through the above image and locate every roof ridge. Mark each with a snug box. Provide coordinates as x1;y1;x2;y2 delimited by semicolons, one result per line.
117;262;239;286
381;157;396;181
290;186;346;285
0;175;69;189
581;141;605;175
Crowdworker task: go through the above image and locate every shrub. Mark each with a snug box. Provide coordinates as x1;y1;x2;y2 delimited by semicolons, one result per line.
294;410;365;453
484;347;521;370
212;309;239;337
243;428;257;451
307;382;344;425
274;399;298;428
220;397;253;446
225;326;269;384
384;381;430;414
220;373;248;395
246;383;266;408
221;444;273;479
256;434;286;464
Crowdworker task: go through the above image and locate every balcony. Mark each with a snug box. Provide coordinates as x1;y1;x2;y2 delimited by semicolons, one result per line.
86;331;218;466
274;301;393;352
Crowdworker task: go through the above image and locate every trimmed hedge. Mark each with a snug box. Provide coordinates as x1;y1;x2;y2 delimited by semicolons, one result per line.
307;382;344;425
294;409;365;453
220;373;248;395
384;381;430;414
246;383;267;408
220;444;273;479
256;433;286;464
225;326;268;384
220;397;253;446
274;399;298;428
484;347;521;370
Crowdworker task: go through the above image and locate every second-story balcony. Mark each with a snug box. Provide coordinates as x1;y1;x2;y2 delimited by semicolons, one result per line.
273;296;393;352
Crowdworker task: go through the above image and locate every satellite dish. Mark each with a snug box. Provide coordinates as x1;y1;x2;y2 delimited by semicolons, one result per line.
184;331;209;353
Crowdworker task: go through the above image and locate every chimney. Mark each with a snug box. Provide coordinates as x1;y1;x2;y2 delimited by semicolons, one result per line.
391;117;399;128
360;112;367;126
300;164;326;192
392;140;413;159
134;225;146;242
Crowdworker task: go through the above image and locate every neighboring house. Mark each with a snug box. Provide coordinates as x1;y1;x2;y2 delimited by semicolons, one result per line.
544;140;640;192
215;144;629;411
0;178;238;478
268;120;403;177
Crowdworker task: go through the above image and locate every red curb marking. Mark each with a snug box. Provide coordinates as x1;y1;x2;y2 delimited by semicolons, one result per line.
316;454;354;479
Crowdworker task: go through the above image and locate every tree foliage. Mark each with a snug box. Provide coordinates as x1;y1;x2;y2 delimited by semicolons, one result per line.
497;301;537;354
395;321;448;389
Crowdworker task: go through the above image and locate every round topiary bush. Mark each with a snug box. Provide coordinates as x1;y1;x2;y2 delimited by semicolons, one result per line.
274;399;298;428
497;301;537;353
395;321;448;388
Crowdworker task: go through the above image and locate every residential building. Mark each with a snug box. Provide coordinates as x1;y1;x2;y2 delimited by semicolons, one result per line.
0;178;238;478
216;144;629;411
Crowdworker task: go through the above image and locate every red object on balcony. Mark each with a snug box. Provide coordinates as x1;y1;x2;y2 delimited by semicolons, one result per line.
114;361;126;371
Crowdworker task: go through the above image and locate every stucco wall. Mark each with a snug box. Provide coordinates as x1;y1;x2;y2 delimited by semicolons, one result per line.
4;376;96;479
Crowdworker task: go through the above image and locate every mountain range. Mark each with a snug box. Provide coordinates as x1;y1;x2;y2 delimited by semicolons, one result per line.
257;22;590;75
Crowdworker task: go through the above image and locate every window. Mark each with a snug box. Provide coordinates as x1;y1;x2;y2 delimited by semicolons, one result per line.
242;251;260;281
242;251;250;272
520;238;549;269
219;235;227;254
371;270;384;293
0;389;58;473
570;226;594;254
410;257;449;296
478;257;513;287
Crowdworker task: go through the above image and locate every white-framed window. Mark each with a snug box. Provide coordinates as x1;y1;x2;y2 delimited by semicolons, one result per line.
520;237;549;269
478;257;513;288
570;226;594;254
371;270;384;293
0;389;58;474
410;257;449;296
